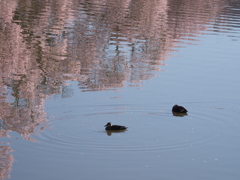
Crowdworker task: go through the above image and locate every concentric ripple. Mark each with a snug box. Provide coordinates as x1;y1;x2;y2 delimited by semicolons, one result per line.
34;104;234;154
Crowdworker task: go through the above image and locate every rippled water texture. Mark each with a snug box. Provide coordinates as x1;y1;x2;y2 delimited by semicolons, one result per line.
0;0;240;180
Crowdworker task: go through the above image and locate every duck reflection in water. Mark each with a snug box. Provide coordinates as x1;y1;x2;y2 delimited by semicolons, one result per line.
172;105;188;117
104;122;127;136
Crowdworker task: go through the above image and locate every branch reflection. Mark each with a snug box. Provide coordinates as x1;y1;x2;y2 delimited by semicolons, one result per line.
0;0;235;179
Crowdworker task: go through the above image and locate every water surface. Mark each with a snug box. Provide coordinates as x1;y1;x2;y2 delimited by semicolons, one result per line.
0;0;240;180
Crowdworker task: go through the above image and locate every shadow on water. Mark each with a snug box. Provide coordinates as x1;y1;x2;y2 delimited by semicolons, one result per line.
105;129;128;136
172;112;188;117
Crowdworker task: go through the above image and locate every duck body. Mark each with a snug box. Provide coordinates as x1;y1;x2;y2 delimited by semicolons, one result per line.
172;105;188;113
104;122;127;131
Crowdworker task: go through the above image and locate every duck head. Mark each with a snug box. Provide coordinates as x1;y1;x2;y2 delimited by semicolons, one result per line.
104;122;112;127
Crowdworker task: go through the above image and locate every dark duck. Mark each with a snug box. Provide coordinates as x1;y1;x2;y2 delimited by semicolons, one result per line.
104;122;127;131
172;105;188;113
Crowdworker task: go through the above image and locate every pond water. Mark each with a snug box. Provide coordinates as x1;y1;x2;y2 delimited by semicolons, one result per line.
0;0;240;179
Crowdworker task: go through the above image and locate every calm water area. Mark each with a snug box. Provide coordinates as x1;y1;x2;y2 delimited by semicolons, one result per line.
0;0;240;179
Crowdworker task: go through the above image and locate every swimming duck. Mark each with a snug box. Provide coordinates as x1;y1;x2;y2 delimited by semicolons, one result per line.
172;105;188;113
104;122;127;131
